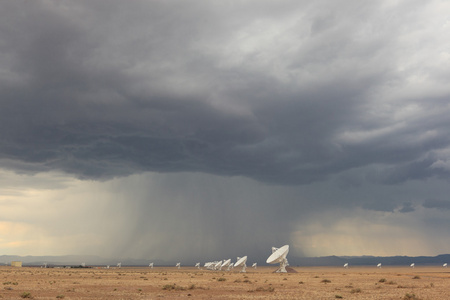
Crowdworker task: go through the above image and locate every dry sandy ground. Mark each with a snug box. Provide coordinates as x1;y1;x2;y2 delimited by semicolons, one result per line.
1;265;449;299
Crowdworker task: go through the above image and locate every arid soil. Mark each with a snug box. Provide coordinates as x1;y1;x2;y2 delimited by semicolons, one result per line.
1;265;449;299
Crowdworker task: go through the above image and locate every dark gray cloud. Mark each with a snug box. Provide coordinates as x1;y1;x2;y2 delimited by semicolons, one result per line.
423;199;450;210
1;0;450;260
2;0;450;186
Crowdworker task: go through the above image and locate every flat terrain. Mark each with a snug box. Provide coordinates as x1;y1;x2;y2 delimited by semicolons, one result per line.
1;266;449;299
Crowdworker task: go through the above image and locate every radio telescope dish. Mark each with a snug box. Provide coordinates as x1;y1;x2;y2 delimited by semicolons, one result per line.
234;256;248;273
377;263;382;268
149;263;154;268
221;259;231;270
343;263;348;268
117;263;121;268
410;263;415;268
266;245;289;273
444;263;448;267
195;262;200;269
176;262;181;269
252;263;257;269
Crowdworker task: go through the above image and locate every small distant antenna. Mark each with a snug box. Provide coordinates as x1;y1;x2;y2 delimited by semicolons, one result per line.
343;263;349;268
266;245;290;273
149;263;154;268
228;262;234;271
410;263;415;268
252;263;257;269
221;259;231;271
443;263;447;267
195;262;200;269
42;262;47;268
106;265;110;269
176;262;181;269
117;263;121;268
234;256;248;273
81;262;86;268
377;263;382;268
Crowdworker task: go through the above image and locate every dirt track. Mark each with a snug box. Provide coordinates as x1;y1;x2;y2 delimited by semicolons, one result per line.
1;266;449;299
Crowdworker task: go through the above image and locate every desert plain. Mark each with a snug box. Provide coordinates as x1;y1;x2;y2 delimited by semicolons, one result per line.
1;265;449;299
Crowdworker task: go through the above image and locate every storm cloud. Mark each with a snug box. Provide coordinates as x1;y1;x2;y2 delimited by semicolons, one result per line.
1;0;450;262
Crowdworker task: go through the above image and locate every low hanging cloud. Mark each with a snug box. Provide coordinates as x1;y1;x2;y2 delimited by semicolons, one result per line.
1;0;450;186
1;0;450;260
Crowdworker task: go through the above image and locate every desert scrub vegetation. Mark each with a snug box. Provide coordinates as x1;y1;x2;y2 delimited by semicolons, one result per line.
379;278;386;283
20;292;33;298
321;279;331;283
217;277;226;282
350;288;361;293
403;293;421;300
162;284;186;291
248;286;275;293
412;275;421;279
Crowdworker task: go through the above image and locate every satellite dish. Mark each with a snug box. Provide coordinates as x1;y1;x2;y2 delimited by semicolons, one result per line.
117;263;121;268
343;263;349;268
228;263;234;270
149;263;154;268
176;262;181;269
215;260;223;270
252;263;257;269
195;262;200;269
234;256;248;273
443;263;448;267
221;259;231;270
266;245;289;273
377;263;382;268
410;263;415;268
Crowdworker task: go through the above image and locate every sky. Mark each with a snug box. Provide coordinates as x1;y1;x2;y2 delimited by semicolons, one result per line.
1;0;450;264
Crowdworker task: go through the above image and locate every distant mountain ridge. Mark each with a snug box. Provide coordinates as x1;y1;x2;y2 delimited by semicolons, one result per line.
291;254;450;267
1;254;449;267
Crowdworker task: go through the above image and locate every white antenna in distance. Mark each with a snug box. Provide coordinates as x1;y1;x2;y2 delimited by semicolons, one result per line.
176;262;181;269
266;245;289;273
377;263;382;268
410;263;415;268
252;263;257;269
221;259;231;271
443;263;447;267
343;263;348;268
234;256;248;273
149;263;154;268
195;262;200;269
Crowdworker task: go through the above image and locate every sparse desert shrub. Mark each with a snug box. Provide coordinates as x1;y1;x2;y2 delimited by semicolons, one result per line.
56;295;65;299
379;278;386;283
298;281;304;284
255;286;275;292
335;295;343;299
162;284;186;291
20;292;33;298
188;284;196;290
321;279;331;283
243;279;252;284
412;275;421;279
350;288;361;293
217;277;226;282
403;293;420;300
234;279;241;283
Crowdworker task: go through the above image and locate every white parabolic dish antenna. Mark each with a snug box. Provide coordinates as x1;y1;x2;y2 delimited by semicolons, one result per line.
234;256;248;273
266;245;289;273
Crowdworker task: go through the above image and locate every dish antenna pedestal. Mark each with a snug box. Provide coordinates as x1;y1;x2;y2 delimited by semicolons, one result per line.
234;256;247;273
266;245;289;273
